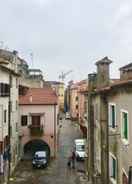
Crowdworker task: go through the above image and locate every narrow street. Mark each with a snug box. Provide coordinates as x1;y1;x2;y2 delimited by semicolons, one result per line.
9;118;85;184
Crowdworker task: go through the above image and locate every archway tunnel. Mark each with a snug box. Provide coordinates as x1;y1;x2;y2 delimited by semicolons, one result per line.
23;139;50;160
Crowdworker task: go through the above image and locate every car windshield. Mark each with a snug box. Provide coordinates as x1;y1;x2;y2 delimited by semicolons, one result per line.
76;145;85;151
34;156;45;160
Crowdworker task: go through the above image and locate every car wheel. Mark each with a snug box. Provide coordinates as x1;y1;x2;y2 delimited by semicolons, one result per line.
32;165;36;169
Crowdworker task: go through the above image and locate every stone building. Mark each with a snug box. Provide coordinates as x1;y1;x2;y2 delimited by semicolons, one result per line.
87;57;132;184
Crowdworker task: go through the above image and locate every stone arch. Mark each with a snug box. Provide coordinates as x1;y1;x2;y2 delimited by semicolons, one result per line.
23;139;50;160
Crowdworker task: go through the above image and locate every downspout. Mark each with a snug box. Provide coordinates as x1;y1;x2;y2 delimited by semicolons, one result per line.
8;72;11;181
54;105;56;158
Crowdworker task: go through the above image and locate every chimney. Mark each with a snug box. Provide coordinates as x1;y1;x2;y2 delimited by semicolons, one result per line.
119;63;132;80
12;50;18;56
88;73;97;91
96;56;112;88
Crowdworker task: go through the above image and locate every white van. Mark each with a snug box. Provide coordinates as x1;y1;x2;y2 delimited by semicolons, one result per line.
74;139;86;161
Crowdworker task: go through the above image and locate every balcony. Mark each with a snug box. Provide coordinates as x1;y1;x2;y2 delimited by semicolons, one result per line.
28;125;44;137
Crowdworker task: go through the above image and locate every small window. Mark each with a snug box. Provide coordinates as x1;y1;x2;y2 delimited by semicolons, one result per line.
16;123;18;132
109;153;117;182
21;115;27;126
121;111;128;143
76;96;78;101
4;110;7;123
16;78;18;88
76;105;78;110
109;104;116;128
16;101;18;110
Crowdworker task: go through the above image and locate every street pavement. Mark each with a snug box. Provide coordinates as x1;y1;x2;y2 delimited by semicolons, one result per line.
9;118;87;184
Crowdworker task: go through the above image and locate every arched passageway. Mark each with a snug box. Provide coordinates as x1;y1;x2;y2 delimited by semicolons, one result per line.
23;139;50;160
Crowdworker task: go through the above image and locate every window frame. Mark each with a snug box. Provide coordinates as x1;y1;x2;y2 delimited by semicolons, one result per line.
109;103;117;130
109;152;117;184
121;109;129;145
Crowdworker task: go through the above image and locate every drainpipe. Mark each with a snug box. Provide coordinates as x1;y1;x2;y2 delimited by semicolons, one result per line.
8;72;11;182
54;105;56;158
87;73;97;183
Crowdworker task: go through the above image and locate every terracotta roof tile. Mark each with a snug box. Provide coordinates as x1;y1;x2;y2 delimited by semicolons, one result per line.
19;87;58;105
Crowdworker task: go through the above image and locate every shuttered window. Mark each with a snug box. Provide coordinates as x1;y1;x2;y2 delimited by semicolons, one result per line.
0;83;10;96
109;104;116;128
122;111;128;142
109;153;117;181
21;115;28;126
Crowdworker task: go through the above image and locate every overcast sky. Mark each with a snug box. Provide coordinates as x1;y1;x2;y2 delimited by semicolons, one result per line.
0;0;132;82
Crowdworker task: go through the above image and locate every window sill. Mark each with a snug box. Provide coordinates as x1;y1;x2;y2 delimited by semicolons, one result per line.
109;127;117;132
110;177;117;184
122;139;129;146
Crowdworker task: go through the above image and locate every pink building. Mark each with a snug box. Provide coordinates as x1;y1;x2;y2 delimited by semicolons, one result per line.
78;80;88;138
19;87;58;159
69;80;88;137
70;83;79;120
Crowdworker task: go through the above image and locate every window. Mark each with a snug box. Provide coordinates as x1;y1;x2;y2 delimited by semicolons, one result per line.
121;110;128;143
16;78;18;88
122;169;128;184
0;83;10;97
76;96;78;101
109;104;116;128
16;101;18;110
76;105;78;110
21;115;28;126
16;123;18;132
4;110;7;123
109;153;117;182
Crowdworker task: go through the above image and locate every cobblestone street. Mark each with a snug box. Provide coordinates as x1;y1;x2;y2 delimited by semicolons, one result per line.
9;118;87;184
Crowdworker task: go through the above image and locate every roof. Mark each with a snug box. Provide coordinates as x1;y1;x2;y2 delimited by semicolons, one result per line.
19;87;58;105
0;64;20;76
95;79;132;93
96;56;113;65
46;81;64;85
119;63;132;71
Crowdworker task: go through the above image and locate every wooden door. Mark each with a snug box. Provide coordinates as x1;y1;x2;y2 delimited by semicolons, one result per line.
31;116;40;127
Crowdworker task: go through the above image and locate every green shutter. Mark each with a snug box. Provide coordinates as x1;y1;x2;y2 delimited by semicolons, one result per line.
112;106;115;128
124;113;128;139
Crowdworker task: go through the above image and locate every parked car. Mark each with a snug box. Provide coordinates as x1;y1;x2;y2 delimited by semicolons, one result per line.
32;151;48;168
74;139;86;161
65;112;71;119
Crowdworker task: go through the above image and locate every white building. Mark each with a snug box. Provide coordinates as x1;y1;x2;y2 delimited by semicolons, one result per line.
0;51;20;184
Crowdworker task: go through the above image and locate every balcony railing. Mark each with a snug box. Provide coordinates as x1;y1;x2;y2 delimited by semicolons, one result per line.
28;125;44;136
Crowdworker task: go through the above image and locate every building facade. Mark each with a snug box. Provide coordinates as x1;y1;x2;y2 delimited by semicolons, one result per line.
44;81;64;112
87;57;132;184
0;51;20;184
19;87;58;159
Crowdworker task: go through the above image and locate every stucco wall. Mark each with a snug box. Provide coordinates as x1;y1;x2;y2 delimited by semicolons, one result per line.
19;104;58;157
108;92;132;183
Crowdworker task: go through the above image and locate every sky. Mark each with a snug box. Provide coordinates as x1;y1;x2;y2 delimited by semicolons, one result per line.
0;0;132;82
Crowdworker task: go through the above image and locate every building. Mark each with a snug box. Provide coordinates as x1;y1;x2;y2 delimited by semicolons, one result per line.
69;82;79;120
78;80;88;138
19;87;58;159
87;57;132;184
18;60;44;88
44;81;64;112
0;50;20;184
